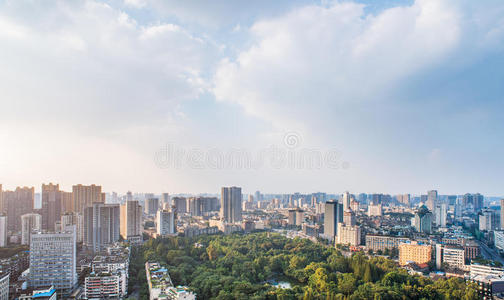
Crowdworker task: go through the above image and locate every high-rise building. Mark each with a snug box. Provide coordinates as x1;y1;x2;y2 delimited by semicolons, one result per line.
21;213;42;245
420;194;428;205
220;187;242;223
342;192;351;211
413;206;432;234
61;192;73;213
501;199;504;230
441;245;465;270
0;184;3;213
41;183;62;231
367;204;382;217
336;223;361;246
188;197;219;216
371;194;383;205
397;194;410;206
156;210;176;236
463;193;474;208
72;184;103;214
29;230;77;292
399;242;432;266
120;200;142;241
288;209;297;226
479;209;500;232
84;203;120;252
435;203;447;227
427;190;438;211
474;193;484;212
0;215;6;247
0;272;8;300
324;200;343;241
162;193;170;206
5;187;34;231
343;210;356;226
172;197;187;214
145;198;159;215
61;212;83;243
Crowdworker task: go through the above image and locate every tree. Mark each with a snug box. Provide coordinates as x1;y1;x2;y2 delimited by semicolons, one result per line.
337;273;357;296
207;244;219;261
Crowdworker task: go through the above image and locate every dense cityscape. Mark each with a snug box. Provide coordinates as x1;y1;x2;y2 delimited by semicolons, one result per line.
0;184;501;299
3;0;504;299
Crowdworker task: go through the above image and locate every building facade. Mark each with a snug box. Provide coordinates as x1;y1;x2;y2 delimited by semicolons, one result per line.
336;223;361;246
0;215;6;247
21;213;42;245
220;187;242;223
157;210;176;236
41;183;62;231
365;235;410;252
84;203;120;252
399;242;432;266
120;200;142;240
29;231;77;292
72;184;103;214
324;200;343;241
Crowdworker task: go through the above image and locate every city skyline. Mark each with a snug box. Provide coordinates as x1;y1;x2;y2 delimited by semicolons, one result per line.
1;182;504;199
1;0;504;194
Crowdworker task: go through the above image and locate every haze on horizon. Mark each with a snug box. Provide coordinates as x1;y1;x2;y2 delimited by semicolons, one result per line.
1;0;504;196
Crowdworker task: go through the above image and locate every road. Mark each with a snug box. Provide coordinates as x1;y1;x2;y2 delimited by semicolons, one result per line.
477;240;504;265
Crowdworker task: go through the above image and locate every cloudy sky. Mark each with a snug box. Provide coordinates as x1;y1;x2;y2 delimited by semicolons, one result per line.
1;0;504;196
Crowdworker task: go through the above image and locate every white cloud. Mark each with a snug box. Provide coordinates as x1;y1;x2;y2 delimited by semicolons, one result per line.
213;0;464;132
0;1;217;134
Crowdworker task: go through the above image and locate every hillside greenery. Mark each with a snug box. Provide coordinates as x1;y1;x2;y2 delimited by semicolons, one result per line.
129;232;479;300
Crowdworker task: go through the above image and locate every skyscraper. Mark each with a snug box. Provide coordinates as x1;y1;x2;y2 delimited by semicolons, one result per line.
84;203;120;252
413;206;432;234
61;212;83;243
72;184;103;214
21;213;42;245
29;230;77;292
435;203;447;227
426;190;437;211
61;191;73;213
156;210;176;236
5;186;34;231
172;197;187;214
474;193;484;212
162;193;170;206
479;209;500;232
220;187;242;223
342;191;351;211
0;184;3;213
145;198;159;215
188;197;219;216
120;200;142;241
324;200;343;241
343;210;356;226
41;183;62;231
0;215;6;247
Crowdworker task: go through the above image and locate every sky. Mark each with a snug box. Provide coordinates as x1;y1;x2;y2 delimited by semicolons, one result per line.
1;0;504;196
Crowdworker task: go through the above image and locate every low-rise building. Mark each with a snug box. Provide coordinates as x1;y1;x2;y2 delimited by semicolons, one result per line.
442;245;465;270
365;235;410;252
85;272;126;299
17;286;57;300
399;242;432;266
146;262;195;300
